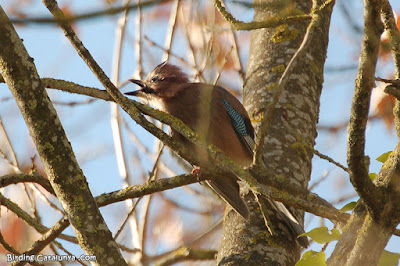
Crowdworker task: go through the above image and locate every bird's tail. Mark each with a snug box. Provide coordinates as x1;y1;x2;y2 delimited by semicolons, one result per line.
206;177;308;248
205;178;250;220
264;198;309;248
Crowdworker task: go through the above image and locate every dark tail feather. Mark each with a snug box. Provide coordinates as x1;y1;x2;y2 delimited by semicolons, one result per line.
265;198;309;248
206;178;250;220
206;178;308;247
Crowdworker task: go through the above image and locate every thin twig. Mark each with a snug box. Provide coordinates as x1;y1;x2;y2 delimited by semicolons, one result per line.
121;115;177;176
330;193;358;205
313;149;349;172
229;29;246;83
0;193;78;244
308;170;330;191
0;231;21;255
0;115;18;167
11;0;171;24
162;0;180;62
213;46;233;85
154;247;217;266
144;36;191;67
179;4;205;82
16;217;70;257
29;183;65;215
114;199;141;241
110;1;142;261
0;172;55;195
139;143;164;254
158;193;216;215
149;218;222;262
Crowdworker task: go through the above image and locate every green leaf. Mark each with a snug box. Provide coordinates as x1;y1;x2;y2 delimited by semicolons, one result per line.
301;227;341;244
369;173;377;181
378;250;400;266
376;151;392;163
330;228;341;240
296;250;326;266
340;201;357;213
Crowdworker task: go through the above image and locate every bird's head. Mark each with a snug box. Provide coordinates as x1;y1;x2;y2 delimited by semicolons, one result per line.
126;62;189;101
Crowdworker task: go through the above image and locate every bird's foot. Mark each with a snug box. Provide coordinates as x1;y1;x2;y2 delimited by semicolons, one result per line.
191;167;202;182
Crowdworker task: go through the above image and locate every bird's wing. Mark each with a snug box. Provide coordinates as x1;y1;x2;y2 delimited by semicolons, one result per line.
221;98;255;157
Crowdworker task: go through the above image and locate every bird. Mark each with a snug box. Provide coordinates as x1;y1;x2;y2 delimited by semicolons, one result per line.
125;61;308;247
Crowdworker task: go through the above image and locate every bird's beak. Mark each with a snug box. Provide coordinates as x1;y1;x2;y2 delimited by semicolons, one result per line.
129;79;145;88
125;79;145;96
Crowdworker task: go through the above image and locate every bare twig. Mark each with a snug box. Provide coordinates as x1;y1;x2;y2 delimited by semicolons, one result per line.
16;217;69;257
229;29;246;83
313;149;349;172
213;46;233;85
29;183;65;215
11;0;171;24
144;36;191;67
0;115;18;167
139;144;164;255
308;170;330;191
154;247;217;266
0;172;55;195
162;0;180;62
149;217;222;262
179;4;205;82
109;1;142;261
0;193;77;244
0;231;21;255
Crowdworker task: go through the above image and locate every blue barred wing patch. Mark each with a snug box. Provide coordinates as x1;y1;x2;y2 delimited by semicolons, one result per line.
222;99;255;154
222;99;247;136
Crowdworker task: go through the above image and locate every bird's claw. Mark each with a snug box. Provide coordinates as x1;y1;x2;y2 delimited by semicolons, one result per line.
191;167;202;182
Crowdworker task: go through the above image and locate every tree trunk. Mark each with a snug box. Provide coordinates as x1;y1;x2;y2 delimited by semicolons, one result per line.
217;0;333;264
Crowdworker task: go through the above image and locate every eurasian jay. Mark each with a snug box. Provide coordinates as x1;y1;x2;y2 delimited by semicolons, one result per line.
126;62;308;247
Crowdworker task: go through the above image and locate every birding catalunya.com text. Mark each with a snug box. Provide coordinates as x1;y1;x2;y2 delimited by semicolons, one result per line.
6;253;96;263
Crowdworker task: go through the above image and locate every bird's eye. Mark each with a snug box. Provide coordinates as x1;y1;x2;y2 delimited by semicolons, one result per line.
151;76;164;83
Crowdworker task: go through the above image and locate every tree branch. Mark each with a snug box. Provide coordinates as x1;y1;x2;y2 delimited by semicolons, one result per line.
10;0;171;24
380;0;400;136
0;193;77;244
15;217;70;258
380;1;400;77
154;247;217;266
0;172;55;195
213;0;311;31
347;0;384;215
